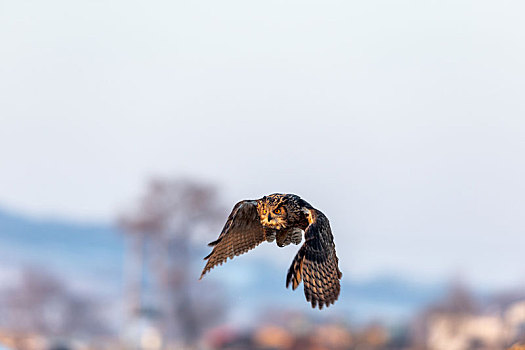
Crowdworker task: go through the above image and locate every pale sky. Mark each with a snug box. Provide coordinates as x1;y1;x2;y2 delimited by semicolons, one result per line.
1;0;525;289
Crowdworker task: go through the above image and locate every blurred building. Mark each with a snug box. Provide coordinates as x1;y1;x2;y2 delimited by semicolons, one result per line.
204;318;391;350
426;313;504;350
420;299;525;350
505;301;525;342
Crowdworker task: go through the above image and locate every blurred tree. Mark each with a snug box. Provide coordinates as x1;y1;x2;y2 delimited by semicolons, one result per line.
434;281;479;315
0;267;108;341
119;177;226;347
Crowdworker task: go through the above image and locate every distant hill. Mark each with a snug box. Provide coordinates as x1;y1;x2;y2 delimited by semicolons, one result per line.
0;207;445;324
0;207;124;296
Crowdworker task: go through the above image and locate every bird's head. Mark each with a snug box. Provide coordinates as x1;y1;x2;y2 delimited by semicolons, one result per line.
257;194;289;230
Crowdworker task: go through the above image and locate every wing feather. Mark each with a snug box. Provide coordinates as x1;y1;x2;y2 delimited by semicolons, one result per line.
200;200;265;279
286;208;342;309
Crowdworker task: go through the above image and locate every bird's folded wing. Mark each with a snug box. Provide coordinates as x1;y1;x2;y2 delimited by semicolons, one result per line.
200;200;265;279
286;208;342;309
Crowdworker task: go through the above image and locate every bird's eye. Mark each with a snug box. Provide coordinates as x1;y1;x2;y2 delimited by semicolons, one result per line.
273;208;282;215
262;208;267;214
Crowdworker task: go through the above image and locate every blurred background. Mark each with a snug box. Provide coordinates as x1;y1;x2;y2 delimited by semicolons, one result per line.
1;0;525;349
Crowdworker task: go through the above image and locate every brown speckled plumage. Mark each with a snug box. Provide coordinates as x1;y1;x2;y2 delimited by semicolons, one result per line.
200;193;342;309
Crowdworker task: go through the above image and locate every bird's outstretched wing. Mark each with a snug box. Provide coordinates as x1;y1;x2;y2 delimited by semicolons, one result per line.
286;208;342;309
200;200;265;279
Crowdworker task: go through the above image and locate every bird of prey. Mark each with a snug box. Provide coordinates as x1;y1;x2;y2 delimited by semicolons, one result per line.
200;193;342;309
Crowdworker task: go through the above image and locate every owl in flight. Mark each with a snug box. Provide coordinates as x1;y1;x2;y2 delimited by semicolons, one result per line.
200;193;342;309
